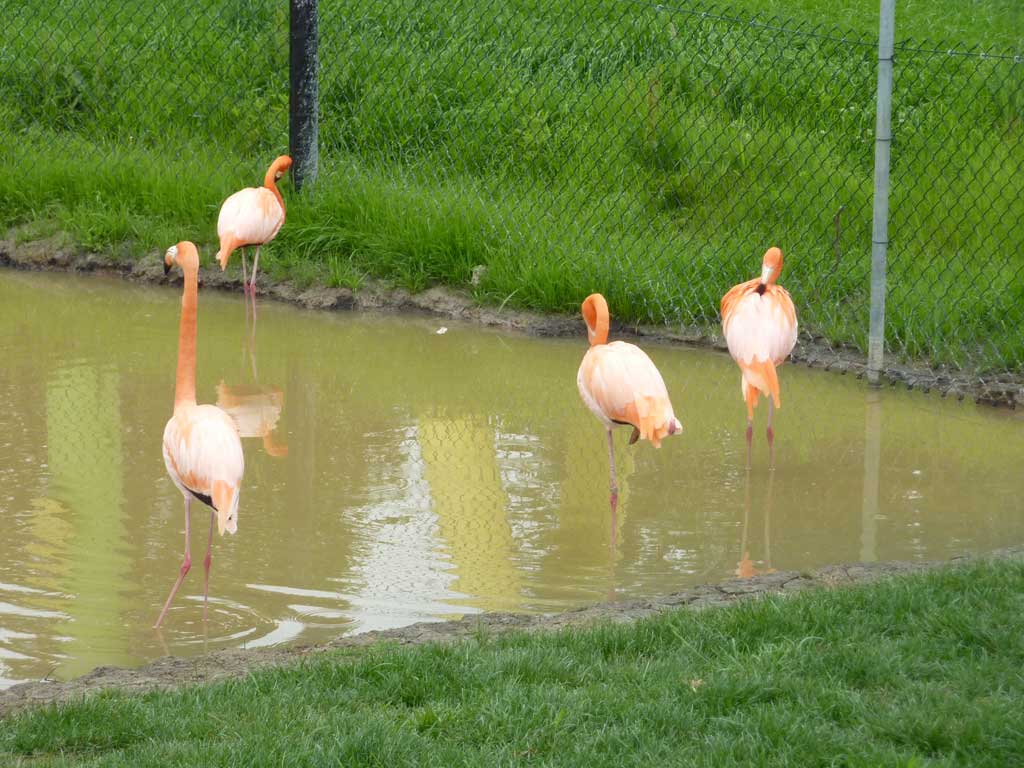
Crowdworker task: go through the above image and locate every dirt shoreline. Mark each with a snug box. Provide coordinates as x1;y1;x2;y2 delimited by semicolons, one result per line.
2;546;1021;719
2;235;1021;407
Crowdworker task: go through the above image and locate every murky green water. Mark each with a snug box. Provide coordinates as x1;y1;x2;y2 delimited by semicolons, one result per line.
1;270;1022;688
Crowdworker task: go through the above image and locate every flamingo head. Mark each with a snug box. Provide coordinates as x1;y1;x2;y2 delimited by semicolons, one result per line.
760;247;784;285
268;155;293;184
217;507;237;536
164;241;200;275
581;293;610;346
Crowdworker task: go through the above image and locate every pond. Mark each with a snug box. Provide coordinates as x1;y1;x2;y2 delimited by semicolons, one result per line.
0;269;1021;688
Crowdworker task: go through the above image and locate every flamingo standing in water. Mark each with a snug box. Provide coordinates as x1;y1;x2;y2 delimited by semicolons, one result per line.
720;247;798;469
156;242;245;628
576;293;682;511
215;155;292;295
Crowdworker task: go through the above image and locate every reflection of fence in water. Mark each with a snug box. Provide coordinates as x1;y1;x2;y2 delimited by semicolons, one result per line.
417;416;523;612
45;364;130;677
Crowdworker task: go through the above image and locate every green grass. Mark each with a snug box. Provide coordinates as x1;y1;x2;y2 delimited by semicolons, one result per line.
710;0;1023;48
1;0;1022;369
3;560;1024;766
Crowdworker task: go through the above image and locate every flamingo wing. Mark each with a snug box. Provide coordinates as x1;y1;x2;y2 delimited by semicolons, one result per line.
578;341;678;447
721;285;798;366
163;405;244;533
217;187;285;247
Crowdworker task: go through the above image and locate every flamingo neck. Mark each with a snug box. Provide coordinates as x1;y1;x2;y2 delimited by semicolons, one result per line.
587;308;609;346
263;169;285;212
583;294;611;346
174;266;199;408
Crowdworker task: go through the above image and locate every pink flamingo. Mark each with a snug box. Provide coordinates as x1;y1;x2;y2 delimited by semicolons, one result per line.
215;155;292;295
576;293;682;511
720;247;798;469
156;242;245;628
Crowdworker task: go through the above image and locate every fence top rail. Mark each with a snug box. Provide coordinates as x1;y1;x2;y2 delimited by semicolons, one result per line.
620;0;1024;62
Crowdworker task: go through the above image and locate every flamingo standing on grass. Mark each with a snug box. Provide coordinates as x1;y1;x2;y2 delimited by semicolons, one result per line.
155;241;245;628
576;293;682;512
215;155;292;295
720;247;798;469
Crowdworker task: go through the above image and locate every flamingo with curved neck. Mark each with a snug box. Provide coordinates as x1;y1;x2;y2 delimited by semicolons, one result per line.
720;247;799;468
576;293;682;513
215;155;292;295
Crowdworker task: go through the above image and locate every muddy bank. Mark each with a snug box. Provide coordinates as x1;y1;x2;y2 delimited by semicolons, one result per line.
1;546;1021;718
1;235;1021;407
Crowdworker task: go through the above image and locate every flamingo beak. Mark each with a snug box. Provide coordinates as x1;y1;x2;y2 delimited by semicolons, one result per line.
760;265;774;284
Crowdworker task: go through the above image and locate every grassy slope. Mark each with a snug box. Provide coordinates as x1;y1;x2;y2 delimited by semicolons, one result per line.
1;0;1021;367
2;560;1023;766
718;0;1023;48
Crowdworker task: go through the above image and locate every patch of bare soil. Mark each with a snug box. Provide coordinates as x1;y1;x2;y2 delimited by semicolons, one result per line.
2;234;1019;407
1;547;1021;718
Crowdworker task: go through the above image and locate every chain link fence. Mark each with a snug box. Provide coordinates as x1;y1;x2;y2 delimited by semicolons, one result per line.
2;0;1022;402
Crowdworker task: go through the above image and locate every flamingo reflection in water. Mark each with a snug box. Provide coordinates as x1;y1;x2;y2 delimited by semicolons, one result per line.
735;471;777;579
156;242;245;629
216;297;289;458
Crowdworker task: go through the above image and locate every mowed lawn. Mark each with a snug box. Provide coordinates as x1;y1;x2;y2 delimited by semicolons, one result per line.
2;559;1023;767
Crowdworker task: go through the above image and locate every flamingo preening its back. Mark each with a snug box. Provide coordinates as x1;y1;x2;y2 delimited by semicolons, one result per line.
215;155;292;295
155;241;245;628
720;247;798;469
576;293;682;512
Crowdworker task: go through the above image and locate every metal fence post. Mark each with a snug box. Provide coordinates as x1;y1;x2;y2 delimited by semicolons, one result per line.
289;0;319;192
867;0;895;384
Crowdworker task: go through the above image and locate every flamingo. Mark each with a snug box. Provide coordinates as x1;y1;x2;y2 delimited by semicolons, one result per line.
215;155;292;295
215;297;289;458
576;293;682;512
216;382;289;457
720;247;798;469
156;241;245;628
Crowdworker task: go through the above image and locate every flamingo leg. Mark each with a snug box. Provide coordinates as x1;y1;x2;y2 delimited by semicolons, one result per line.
606;428;619;512
241;247;250;295
743;379;757;470
154;495;192;629
249;245;261;295
767;399;776;470
202;508;215;621
610;502;618;555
